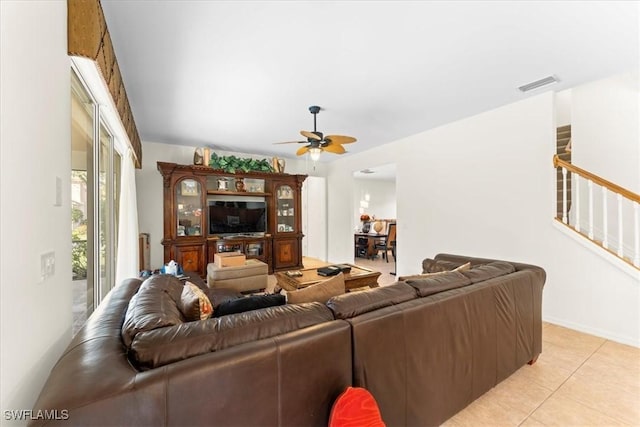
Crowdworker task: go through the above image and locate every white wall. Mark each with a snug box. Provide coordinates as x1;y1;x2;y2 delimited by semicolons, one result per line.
353;178;396;225
327;89;640;347
0;1;72;421
555;89;572;127
136;141;329;269
572;70;639;192
302;176;328;260
569;71;640;254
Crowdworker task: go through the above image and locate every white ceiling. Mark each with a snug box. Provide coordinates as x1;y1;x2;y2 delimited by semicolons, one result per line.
101;1;639;163
353;164;397;181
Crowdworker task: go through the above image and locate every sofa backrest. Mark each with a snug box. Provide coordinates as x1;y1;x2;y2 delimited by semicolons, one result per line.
121;274;185;348
120;274;336;370
433;252;546;282
344;262;545;426
30;277;352;427
326;282;417;319
129;301;335;370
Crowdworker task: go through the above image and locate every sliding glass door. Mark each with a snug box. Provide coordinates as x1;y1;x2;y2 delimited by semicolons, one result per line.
71;70;121;332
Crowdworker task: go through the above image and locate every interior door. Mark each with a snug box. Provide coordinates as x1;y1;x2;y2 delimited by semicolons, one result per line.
302;176;327;261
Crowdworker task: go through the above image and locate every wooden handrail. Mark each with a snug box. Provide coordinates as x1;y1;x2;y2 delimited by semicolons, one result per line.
553;155;640;203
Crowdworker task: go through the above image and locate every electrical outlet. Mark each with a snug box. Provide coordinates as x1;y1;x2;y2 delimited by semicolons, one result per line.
40;251;55;281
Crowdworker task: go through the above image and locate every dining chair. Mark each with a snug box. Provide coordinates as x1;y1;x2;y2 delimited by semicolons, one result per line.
374;222;396;262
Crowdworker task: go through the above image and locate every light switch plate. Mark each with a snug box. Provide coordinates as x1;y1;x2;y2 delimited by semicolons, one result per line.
40;251;55;281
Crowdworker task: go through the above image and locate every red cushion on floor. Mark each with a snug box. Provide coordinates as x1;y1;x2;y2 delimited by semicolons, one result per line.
328;386;385;427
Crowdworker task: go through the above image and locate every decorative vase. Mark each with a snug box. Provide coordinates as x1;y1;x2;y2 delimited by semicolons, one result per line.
235;177;245;192
193;148;204;165
202;147;211;166
217;178;229;191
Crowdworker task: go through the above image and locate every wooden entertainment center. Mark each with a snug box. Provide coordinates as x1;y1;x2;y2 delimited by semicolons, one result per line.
157;162;307;276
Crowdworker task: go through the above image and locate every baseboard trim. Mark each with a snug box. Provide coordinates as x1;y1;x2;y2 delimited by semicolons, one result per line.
543;315;640;348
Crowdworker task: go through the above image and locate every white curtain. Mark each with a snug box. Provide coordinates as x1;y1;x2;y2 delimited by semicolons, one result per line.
115;148;140;285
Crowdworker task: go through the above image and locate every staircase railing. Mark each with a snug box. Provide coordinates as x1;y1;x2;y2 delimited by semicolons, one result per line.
553;155;640;269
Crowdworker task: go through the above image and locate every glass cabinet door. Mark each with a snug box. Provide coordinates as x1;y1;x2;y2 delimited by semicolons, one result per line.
245;241;264;257
216;242;242;253
276;184;295;233
176;178;203;237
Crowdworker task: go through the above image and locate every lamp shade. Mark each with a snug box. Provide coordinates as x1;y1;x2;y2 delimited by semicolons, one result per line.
309;147;322;161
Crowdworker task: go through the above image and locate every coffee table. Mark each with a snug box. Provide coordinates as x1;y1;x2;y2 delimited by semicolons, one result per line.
275;263;381;292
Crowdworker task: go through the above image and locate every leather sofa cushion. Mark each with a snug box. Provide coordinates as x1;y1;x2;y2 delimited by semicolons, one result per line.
121;275;185;347
128;302;334;370
404;270;472;297
326;283;417;319
460;261;515;283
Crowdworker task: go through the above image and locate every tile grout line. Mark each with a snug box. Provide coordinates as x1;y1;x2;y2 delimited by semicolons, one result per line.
517;338;608;426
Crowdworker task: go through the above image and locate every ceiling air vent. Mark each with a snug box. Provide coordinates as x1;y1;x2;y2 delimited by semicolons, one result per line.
518;75;559;93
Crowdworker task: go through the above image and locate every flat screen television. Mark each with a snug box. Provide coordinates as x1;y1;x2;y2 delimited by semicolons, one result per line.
208;200;267;235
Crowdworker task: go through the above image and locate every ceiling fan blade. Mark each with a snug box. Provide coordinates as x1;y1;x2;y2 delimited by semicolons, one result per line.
296;145;310;156
322;143;346;154
300;130;322;141
325;135;357;145
273;140;306;144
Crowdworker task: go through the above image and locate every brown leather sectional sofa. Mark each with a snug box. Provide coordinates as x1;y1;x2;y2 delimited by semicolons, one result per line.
30;254;545;426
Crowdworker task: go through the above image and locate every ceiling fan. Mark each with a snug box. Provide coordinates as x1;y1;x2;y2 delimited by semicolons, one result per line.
274;106;357;161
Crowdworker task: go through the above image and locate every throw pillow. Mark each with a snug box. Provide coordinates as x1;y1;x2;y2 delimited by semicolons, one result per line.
213;294;286;317
287;273;345;304
179;281;214;321
329;386;385;427
422;258;471;273
401;261;471;282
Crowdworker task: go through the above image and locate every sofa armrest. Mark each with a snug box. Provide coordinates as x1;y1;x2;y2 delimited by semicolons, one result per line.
433;253;546;284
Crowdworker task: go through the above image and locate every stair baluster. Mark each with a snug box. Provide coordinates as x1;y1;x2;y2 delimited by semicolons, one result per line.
617;194;624;258
602;186;609;249
575;175;581;232
588;180;594;239
634;202;639;267
562;167;568;224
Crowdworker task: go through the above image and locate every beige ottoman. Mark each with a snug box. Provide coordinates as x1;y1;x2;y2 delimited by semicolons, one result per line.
207;259;268;293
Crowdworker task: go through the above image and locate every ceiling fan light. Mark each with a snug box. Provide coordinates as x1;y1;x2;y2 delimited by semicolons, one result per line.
309;147;322;161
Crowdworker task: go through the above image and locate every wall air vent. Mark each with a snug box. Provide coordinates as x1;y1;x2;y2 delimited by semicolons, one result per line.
518;75;559;93
360;169;375;174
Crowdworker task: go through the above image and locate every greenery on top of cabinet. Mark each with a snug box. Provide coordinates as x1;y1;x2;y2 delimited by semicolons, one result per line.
209;153;275;173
